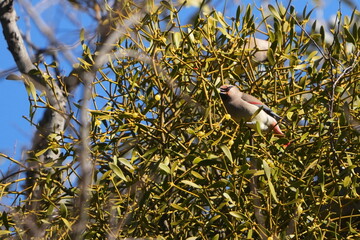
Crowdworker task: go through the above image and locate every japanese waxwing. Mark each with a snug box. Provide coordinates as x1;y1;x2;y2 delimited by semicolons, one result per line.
244;37;269;62
344;101;360;134
230;37;270;75
219;85;284;135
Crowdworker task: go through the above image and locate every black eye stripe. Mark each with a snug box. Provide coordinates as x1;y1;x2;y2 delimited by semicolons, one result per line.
220;87;228;92
220;86;233;92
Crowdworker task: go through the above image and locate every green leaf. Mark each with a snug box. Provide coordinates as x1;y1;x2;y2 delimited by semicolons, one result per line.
208;214;221;224
244;4;252;23
191;170;205;179
344;27;356;44
192;157;202;164
109;163;128;182
220;145;233;164
217;26;231;39
263;160;271;180
294;64;308;70
267;47;275;65
159;163;171;174
255;121;263;136
172;32;181;48
212;234;220;240
118;157;134;170
306;51;319;61
78;57;92;67
318;167;325;192
25;80;37;105
186;237;198;240
196;159;219;166
229;211;243;219
35;147;50;157
142;147;157;158
214;11;228;28
170;203;187;211
343;176;352;187
268;4;281;20
335;86;344;93
61;217;72;229
0;230;12;236
80;28;85;42
268;180;279;203
300;132;309;142
60;203;68;217
160;1;173;11
181;180;202;189
320;26;325;45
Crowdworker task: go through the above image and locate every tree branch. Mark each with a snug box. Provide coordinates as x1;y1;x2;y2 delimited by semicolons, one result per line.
0;0;67;237
69;4;143;238
0;0;34;73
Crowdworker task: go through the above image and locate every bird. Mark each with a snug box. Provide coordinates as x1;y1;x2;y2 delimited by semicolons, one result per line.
243;37;269;63
219;85;285;135
226;37;270;75
343;101;360;134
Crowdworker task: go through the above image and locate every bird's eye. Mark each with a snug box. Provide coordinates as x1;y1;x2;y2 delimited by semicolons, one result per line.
220;87;228;92
220;86;232;92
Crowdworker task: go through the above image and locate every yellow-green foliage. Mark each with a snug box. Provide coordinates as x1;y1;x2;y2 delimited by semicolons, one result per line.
1;2;360;239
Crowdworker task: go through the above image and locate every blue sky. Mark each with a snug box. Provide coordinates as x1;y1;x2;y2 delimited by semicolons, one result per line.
0;0;358;173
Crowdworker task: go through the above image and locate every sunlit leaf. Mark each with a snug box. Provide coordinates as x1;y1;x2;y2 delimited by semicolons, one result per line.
61;218;72;230
159;162;171;174
220;145;233;164
118;157;135;170
170;203;187;211
109;163;128;182
268;180;279;203
181;180;202;189
268;4;281;20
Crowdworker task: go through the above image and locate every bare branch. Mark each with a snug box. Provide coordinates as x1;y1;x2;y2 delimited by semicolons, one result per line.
249;158;268;240
0;1;68;237
0;0;35;73
70;6;144;239
18;0;77;64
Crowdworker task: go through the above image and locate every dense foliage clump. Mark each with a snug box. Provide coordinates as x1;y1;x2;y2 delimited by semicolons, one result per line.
0;1;359;239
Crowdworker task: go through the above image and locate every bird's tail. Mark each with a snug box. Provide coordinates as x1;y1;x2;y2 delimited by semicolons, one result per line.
272;123;284;136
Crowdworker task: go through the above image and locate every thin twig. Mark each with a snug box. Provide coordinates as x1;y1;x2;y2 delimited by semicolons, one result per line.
18;0;77;64
70;9;144;239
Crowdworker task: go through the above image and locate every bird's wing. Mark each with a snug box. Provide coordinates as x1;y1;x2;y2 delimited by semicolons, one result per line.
241;93;283;121
241;92;291;124
260;105;282;121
